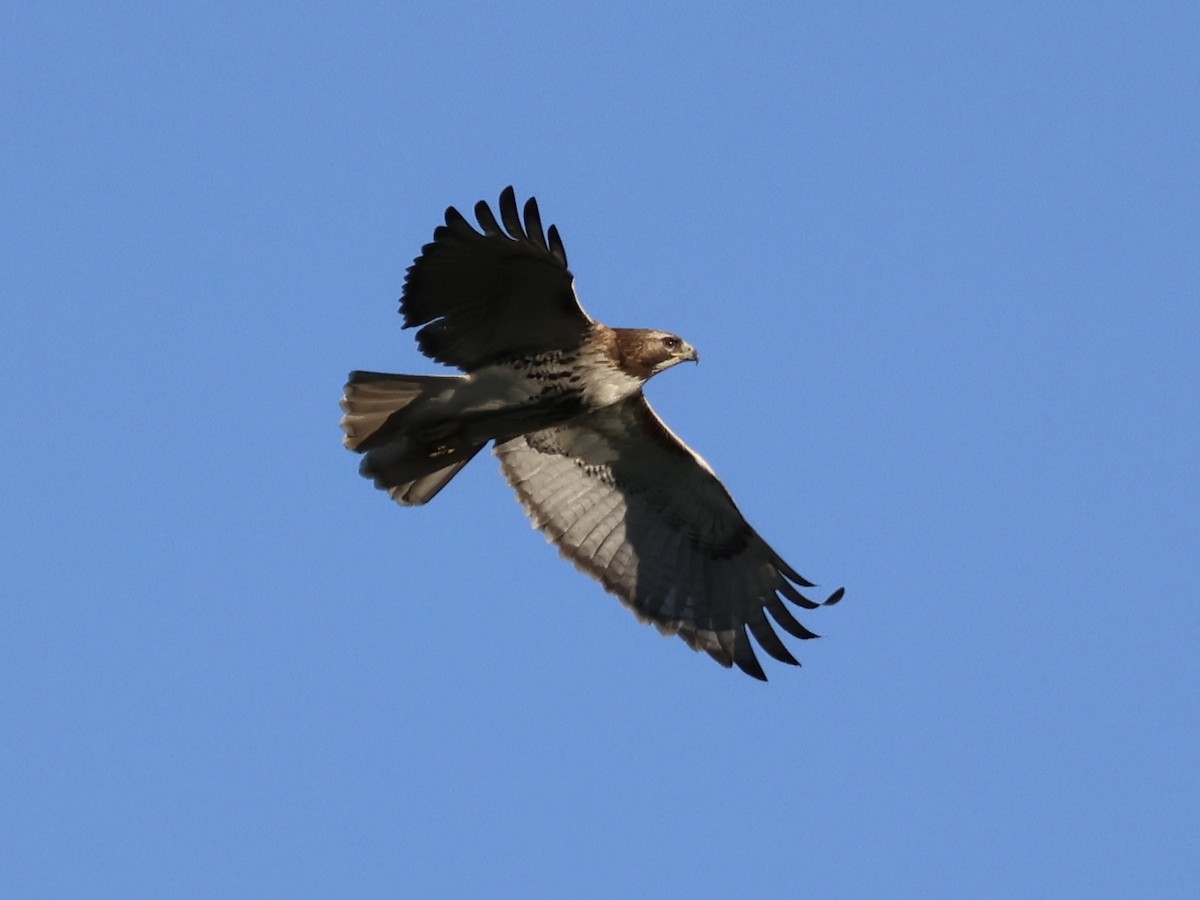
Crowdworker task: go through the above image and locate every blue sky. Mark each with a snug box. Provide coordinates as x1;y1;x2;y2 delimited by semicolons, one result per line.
3;2;1198;896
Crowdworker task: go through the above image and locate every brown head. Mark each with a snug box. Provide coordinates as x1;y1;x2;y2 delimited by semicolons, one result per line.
611;328;700;381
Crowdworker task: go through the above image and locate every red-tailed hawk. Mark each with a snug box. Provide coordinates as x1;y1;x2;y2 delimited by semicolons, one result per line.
341;188;843;680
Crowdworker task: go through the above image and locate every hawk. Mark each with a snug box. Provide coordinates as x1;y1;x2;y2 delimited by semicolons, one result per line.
341;187;843;679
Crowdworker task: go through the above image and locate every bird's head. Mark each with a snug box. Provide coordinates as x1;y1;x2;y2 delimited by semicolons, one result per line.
613;328;699;381
653;332;700;369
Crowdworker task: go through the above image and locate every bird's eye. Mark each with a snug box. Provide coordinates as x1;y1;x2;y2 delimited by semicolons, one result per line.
662;336;680;350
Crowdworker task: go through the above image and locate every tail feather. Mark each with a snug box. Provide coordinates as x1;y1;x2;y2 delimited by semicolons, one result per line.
340;371;484;506
340;371;460;451
375;445;484;506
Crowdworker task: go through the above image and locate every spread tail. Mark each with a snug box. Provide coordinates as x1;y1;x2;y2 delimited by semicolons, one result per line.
340;371;485;506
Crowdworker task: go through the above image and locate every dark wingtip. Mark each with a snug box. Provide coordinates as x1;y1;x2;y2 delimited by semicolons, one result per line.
497;186;525;239
824;586;846;606
547;223;568;267
730;628;768;681
444;204;472;232
745;613;801;667
473;198;502;235
522;196;549;251
766;596;822;641
738;662;769;682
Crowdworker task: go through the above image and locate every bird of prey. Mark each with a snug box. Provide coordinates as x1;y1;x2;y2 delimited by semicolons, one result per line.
340;187;842;680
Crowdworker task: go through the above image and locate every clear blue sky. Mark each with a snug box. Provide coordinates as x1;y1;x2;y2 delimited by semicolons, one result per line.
3;2;1198;897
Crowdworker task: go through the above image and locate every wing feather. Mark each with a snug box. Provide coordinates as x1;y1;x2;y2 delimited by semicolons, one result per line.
498;186;526;239
401;187;593;371
546;224;567;265
626;507;679;622
765;595;821;641
745;610;802;667
495;394;842;679
731;625;767;681
590;518;629;577
540;478;601;539
472;199;503;236
563;491;623;558
522;197;550;253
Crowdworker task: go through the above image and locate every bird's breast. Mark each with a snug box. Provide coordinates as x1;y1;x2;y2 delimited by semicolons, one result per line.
578;357;646;409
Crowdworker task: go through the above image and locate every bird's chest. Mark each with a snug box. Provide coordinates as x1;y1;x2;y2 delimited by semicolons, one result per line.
581;370;644;408
577;358;645;408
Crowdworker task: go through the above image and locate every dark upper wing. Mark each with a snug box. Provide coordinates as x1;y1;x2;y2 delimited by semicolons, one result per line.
401;186;594;371
494;394;843;680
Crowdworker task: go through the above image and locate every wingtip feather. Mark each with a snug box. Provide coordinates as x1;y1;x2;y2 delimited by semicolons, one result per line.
498;186;524;238
522;196;549;252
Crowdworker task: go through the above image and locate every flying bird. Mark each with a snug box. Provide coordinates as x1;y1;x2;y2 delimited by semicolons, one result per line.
340;187;843;680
